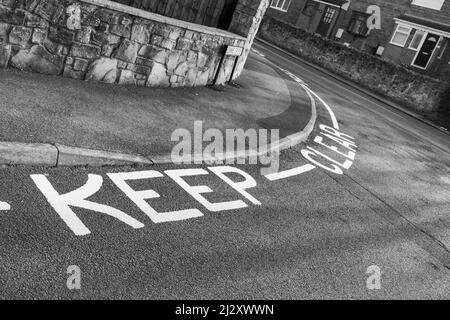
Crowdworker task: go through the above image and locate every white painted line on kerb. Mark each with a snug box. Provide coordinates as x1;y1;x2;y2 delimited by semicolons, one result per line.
251;48;265;57
304;86;340;130
274;64;340;130
265;164;316;181
0;201;11;210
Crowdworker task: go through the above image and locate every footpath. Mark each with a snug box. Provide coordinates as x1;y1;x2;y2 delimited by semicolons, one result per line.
0;52;316;166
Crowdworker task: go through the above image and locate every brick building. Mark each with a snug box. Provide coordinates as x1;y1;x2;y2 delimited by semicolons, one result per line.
266;0;450;78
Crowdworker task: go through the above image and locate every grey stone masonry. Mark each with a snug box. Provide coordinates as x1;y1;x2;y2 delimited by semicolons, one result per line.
0;0;250;87
228;0;270;80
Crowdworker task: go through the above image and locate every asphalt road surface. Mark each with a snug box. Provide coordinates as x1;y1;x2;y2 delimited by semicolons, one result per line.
1;41;450;300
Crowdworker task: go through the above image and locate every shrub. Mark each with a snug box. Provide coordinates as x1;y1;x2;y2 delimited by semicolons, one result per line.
258;17;443;114
438;84;450;114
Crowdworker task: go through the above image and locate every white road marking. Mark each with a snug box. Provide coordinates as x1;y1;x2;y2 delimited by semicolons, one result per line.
209;166;261;205
251;48;265;57
303;86;340;130
265;164;316;181
274;64;340;130
0;201;10;210
165;168;248;212
107;171;204;223
31;174;145;236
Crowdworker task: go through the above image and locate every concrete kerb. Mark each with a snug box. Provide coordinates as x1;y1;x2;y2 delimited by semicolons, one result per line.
0;142;153;167
150;90;317;165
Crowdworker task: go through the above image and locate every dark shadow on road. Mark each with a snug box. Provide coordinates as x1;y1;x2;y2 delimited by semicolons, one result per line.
248;61;312;138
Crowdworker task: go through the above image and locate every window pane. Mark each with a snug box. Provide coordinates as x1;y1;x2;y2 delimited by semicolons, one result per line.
412;0;444;10
392;32;408;46
410;30;425;49
282;0;291;10
398;26;410;33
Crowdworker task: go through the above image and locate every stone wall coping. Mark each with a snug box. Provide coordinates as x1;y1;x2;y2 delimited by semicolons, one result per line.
80;0;246;42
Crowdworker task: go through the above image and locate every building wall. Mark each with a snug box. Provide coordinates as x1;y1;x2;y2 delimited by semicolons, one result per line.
266;0;307;27
339;0;450;51
264;0;450;78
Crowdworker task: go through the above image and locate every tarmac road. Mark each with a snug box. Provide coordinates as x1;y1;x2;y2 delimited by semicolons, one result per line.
0;42;449;299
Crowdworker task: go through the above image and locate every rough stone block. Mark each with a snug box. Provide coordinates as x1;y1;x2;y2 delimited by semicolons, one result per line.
0;7;25;25
118;69;135;85
174;61;188;77
0;44;11;68
11;45;64;75
149;34;163;46
91;31;121;45
167;28;182;41
192;39;203;52
184;30;194;39
73;58;89;71
32;28;47;44
160;39;176;50
101;44;117;57
135;56;153;67
85;57;118;83
75;27;92;44
9;26;32;46
197;52;208;68
138;45;167;64
25;13;48;28
82;13;101;28
195;69;210;86
48;27;74;46
0;22;9;36
93;9;116;24
167;51;182;71
65;56;74;65
152;24;171;38
33;0;64;22
131;24;150;44
115;39;138;63
109;16;132;38
63;65;85;79
176;38;192;51
185;68;197;87
147;62;169;87
186;51;197;66
70;43;101;59
128;63;151;76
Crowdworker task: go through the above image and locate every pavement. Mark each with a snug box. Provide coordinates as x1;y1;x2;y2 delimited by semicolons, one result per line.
0;51;315;166
0;42;449;300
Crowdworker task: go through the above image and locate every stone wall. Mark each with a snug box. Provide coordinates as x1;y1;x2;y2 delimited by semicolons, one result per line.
259;16;446;113
0;0;247;87
228;0;270;80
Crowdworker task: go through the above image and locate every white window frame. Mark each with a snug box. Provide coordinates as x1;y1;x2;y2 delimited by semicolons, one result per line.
411;0;445;11
270;0;291;12
408;29;426;50
390;24;412;47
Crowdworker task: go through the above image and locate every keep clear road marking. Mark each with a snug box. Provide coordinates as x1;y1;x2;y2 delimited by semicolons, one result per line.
265;164;316;181
265;66;352;181
25;64;357;236
0;201;11;211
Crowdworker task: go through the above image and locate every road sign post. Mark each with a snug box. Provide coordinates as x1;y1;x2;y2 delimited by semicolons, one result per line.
213;45;244;86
